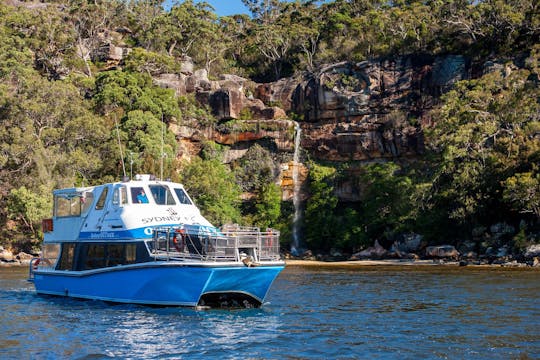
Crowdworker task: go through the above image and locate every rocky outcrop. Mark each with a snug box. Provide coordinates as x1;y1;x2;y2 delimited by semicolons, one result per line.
149;55;470;202
270;56;467;161
154;55;468;164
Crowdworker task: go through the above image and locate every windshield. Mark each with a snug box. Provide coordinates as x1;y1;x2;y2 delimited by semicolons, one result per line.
149;185;175;205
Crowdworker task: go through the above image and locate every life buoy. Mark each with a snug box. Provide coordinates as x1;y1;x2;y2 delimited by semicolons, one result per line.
32;258;40;270
172;229;186;253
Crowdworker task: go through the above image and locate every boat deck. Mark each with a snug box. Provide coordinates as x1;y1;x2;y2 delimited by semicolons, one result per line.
151;225;281;264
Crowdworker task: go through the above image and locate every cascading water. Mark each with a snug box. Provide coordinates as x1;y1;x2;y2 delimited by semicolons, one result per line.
291;122;302;256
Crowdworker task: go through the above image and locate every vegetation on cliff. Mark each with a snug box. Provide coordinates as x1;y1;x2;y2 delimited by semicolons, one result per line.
0;0;538;256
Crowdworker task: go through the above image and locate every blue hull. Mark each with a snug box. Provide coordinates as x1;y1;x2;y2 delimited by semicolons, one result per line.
33;263;284;307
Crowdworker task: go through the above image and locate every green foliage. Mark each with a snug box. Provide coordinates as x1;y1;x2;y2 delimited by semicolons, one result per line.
357;162;415;243
94;70;180;120
179;158;242;225
503;172;540;218
233;144;276;192
177;94;216;126
252;182;282;229
120;110;178;176
423;62;540;239
123;48;179;75
303;162;339;251
6;186;51;251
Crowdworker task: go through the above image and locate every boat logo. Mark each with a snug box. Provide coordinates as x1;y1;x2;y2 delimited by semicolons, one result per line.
167;207;178;216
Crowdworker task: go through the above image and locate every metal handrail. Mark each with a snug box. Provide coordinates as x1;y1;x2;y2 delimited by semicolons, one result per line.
151;226;281;262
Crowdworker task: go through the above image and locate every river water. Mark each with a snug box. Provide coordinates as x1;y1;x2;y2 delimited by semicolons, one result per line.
1;265;538;359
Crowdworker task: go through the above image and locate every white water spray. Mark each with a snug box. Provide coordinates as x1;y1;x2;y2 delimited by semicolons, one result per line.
291;122;302;255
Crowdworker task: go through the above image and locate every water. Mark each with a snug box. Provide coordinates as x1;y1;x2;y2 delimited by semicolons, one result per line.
1;265;539;359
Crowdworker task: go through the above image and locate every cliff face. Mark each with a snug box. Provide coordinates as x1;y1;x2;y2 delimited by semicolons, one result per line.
156;55;468;159
144;54;469;199
259;56;468;162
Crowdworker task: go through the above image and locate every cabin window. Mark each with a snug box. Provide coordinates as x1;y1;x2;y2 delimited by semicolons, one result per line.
126;244;137;263
42;243;60;266
84;244;106;269
131;187;149;204
107;244;124;266
55;195;85;217
149;185;176;205
174;188;192;205
81;192;94;214
57;243;76;270
112;186;128;206
95;187;109;210
76;242;149;270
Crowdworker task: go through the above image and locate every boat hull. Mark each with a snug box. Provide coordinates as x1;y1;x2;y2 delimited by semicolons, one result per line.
32;263;284;307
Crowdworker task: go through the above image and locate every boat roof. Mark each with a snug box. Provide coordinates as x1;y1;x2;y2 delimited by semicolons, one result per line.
52;175;187;194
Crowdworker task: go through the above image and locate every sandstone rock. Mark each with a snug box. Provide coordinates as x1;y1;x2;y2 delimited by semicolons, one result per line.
153;73;187;96
187;69;217;93
92;43;128;63
180;56;194;75
496;246;509;257
16;252;33;265
351;240;387;259
462;251;478;259
431;55;467;91
524;244;540;258
392;233;423;253
256;77;299;111
424;245;459;259
209;88;245;119
0;248;14;262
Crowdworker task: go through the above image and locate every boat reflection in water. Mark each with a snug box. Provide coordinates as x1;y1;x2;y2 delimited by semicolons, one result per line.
28;174;284;308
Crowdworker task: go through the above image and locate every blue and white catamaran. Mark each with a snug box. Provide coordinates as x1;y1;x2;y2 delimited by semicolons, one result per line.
28;174;284;308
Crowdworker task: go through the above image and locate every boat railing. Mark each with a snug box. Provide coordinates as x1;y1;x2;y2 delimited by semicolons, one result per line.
28;257;56;281
151;225;281;263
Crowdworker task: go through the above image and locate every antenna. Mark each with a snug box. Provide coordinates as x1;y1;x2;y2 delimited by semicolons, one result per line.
129;152;134;180
114;114;126;177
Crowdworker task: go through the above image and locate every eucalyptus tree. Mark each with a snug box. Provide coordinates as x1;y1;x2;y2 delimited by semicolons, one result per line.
66;0;128;76
126;0;165;50
425;56;540;235
179;157;242;226
152;0;217;59
93;69;180;176
241;0;299;79
0;68;110;245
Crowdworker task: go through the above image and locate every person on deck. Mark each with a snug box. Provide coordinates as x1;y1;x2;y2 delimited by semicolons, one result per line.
137;189;149;203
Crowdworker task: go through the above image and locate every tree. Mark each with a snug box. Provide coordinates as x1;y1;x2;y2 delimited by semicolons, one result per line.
357;162;414;243
253;182;282;229
150;0;217;59
503;172;540;219
68;0;123;76
303;162;339;251
425;59;540;236
6;186;51;250
233;144;277;192
179;157;242;225
121;110;178;176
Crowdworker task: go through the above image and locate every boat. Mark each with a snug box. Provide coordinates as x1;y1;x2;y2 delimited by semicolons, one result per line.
28;174;284;308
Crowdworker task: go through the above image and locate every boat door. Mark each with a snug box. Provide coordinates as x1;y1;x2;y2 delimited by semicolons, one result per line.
82;185;111;231
100;184;127;231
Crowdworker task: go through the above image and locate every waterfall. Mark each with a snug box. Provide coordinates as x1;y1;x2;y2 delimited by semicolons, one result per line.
291;122;302;255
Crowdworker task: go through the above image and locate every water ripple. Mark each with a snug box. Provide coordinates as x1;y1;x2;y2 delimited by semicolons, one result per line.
1;266;539;359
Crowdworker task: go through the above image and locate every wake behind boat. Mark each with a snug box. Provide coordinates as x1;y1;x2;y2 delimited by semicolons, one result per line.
28;174;284;308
